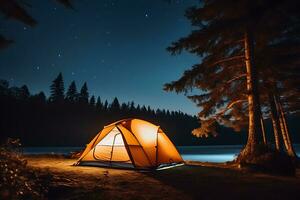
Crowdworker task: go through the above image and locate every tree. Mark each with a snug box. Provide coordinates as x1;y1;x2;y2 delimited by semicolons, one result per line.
90;95;95;106
110;97;120;112
121;103;128;112
49;73;65;103
164;0;300;162
103;100;108;111
0;0;73;49
165;1;261;155
96;97;103;110
66;81;78;103
19;85;30;100
32;92;46;105
78;82;89;104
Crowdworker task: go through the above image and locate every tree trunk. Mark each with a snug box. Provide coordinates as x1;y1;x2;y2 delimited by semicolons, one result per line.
260;117;267;145
276;96;297;157
242;30;262;155
268;93;282;151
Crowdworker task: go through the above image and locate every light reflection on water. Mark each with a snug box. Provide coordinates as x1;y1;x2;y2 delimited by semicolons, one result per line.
177;145;300;163
177;145;242;163
23;144;300;163
181;154;237;163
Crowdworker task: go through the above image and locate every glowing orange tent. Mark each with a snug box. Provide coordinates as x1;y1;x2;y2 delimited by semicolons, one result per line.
75;119;183;169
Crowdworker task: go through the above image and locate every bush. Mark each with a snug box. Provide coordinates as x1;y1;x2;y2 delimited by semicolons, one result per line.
0;138;52;200
236;144;296;176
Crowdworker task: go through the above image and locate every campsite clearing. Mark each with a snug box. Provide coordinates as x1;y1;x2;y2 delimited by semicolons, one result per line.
26;155;300;200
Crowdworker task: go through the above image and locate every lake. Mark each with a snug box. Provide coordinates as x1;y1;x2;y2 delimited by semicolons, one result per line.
23;145;300;163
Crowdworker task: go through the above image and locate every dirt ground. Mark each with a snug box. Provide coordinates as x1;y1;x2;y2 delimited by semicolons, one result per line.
25;155;300;200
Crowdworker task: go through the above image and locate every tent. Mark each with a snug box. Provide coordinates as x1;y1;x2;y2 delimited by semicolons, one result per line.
75;118;183;169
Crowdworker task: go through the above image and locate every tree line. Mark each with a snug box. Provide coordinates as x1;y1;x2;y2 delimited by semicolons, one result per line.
1;71;298;147
0;73;209;146
165;0;300;167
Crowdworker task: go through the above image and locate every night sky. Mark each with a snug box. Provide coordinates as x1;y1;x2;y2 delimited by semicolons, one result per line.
0;0;199;115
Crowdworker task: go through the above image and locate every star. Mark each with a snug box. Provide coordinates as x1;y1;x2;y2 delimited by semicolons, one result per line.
71;72;75;76
23;27;27;31
36;66;40;70
58;53;62;57
145;13;149;18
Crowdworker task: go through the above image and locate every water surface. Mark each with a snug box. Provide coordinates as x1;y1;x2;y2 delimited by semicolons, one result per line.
23;145;300;163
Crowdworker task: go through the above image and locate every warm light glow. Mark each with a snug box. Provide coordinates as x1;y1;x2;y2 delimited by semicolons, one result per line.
131;119;158;146
97;128;124;146
136;125;157;144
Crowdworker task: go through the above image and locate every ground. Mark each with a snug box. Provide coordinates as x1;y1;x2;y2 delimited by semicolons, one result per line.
26;156;300;200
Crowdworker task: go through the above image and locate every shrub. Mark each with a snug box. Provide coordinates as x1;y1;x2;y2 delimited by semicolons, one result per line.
0;138;51;200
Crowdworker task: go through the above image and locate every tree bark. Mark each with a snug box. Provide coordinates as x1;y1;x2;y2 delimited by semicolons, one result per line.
276;96;297;157
260;117;267;145
242;30;262;155
268;93;282;151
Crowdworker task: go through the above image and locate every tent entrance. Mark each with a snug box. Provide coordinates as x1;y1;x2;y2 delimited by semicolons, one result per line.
93;127;132;165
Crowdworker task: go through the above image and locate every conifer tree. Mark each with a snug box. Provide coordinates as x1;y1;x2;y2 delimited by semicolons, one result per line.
110;97;120;112
66;81;78;103
50;73;65;103
35;92;46;104
96;97;103;110
20;85;30;99
164;0;300;160
103;100;108;111
90;95;95;106
78;82;89;104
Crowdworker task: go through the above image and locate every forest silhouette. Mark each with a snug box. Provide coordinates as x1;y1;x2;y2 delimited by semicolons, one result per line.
0;73;254;147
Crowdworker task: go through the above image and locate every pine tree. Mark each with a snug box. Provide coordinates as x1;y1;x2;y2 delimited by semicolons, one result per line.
20;85;30;99
103;100;108;111
129;101;135;111
36;92;46;104
50;73;65;103
164;0;300;160
78;82;89;104
96;97;103;110
110;97;120;112
66;81;78;103
31;91;46;106
90;95;96;106
121;103;128;112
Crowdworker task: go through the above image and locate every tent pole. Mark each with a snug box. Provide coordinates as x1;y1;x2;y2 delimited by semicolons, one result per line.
116;126;136;168
110;133;118;167
119;125;153;166
155;129;159;167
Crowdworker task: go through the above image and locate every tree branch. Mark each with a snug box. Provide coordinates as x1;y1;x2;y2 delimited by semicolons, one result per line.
209;55;245;67
226;73;247;84
214;99;247;119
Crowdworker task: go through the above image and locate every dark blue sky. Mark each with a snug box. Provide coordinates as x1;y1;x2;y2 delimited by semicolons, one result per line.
0;0;199;115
